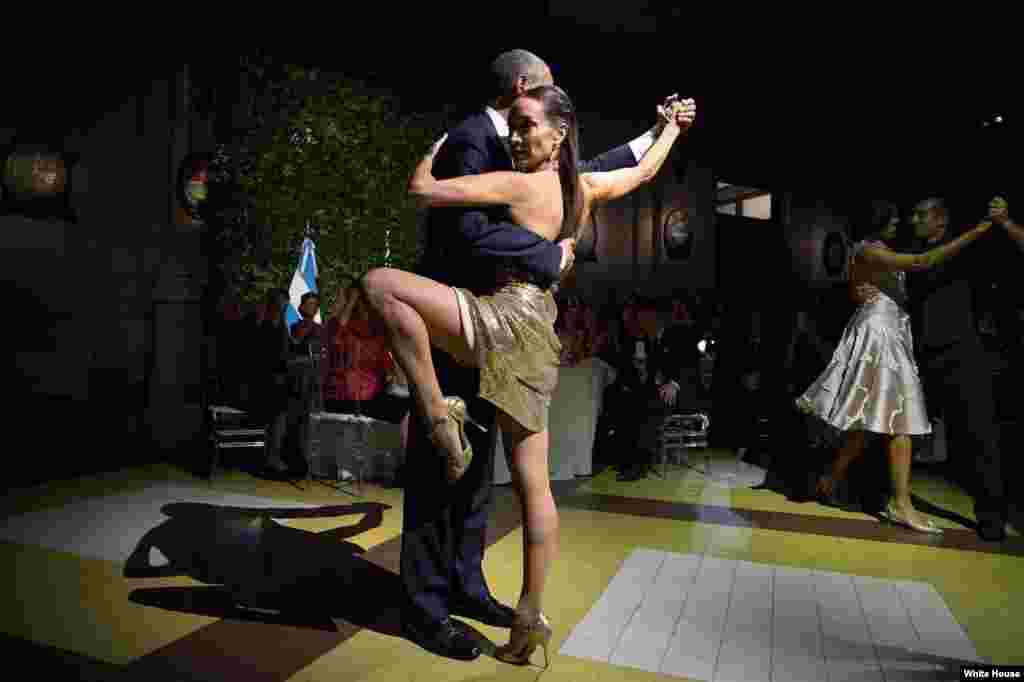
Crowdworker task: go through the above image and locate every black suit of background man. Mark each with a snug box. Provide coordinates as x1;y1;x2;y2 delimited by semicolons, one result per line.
907;226;1006;539
605;304;688;481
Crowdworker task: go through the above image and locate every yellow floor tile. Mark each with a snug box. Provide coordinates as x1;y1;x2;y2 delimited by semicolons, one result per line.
3;457;1021;678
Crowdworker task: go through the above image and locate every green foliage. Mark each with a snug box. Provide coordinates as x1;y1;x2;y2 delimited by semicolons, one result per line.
210;61;442;316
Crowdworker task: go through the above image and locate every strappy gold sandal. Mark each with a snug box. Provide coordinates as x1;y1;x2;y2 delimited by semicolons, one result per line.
430;397;486;484
495;611;553;669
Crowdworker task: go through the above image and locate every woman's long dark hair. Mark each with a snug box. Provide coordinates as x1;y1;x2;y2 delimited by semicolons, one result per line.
522;85;583;242
855;199;900;243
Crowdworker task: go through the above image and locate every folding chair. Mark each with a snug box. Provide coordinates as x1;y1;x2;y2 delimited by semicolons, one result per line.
207;404;267;477
203;321;268;478
656;412;710;477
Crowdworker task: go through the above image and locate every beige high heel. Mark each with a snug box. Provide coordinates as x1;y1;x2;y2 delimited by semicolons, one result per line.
495;612;553;669
879;501;943;534
430;397;486;484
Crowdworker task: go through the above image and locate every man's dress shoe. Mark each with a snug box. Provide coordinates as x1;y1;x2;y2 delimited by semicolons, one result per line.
977;516;1007;542
401;617;480;660
450;595;517;628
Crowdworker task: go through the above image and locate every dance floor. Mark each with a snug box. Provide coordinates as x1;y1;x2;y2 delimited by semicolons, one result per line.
2;449;1021;681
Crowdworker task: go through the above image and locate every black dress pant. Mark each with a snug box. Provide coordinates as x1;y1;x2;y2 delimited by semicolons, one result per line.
918;337;1005;519
605;383;666;470
399;348;499;627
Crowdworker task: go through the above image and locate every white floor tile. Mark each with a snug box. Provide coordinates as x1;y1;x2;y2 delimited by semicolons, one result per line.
896;580;984;665
564;550;979;680
659;555;737;680
610;553;700;671
714;561;773;682
559;547;665;661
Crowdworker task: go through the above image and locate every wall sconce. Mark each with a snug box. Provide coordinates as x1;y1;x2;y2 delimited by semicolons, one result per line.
663;206;693;260
176;152;211;224
1;145;79;222
822;231;848;278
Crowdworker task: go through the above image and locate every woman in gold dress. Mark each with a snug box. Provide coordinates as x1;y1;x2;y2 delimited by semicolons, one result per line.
358;86;694;666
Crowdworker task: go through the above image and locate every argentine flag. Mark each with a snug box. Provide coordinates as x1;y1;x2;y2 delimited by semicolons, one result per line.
286;237;320;335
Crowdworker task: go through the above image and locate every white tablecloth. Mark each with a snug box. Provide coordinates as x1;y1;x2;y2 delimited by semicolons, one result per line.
310;412;403;480
494;358;617;484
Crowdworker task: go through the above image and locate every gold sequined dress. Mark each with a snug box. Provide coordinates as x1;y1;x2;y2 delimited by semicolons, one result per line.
796;240;931;436
452;273;561;434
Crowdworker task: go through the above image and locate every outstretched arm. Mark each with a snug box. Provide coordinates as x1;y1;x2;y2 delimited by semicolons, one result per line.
859;221;992;272
409;134;534;209
579;93;682;173
582;99;694;204
990;196;1024;254
1003;219;1024;253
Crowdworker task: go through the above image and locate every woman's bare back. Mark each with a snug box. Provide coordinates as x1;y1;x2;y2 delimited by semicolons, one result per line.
508;171;566;242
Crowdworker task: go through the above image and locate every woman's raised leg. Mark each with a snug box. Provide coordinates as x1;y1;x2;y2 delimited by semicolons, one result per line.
359;267;480;480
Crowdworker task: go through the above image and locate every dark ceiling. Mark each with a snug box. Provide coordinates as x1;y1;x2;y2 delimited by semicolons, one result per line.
10;15;1017;204
267;18;1017;200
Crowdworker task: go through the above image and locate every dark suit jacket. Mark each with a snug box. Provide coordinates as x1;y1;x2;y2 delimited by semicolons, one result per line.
907;231;984;352
616;331;685;393
417;109;638;291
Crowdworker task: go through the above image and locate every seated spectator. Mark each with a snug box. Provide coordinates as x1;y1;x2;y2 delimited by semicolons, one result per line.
290;291;324;357
663;295;703;407
322;287;408;424
605;298;683;481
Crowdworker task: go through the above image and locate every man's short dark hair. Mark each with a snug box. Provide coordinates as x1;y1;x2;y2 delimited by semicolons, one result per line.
489;49;548;100
919;196;946;213
300;292;319;305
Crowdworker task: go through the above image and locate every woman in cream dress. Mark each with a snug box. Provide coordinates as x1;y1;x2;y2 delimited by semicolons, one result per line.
797;201;991;533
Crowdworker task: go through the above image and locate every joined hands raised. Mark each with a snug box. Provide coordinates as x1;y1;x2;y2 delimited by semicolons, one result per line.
654;94;697;134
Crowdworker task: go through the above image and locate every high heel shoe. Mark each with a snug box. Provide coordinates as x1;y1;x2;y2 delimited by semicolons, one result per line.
878;501;943;534
815;475;834;499
495;612;553;669
815;475;845;508
430;397;486;484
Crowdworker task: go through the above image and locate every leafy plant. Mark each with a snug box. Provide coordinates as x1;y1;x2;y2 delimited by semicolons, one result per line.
206;58;442;315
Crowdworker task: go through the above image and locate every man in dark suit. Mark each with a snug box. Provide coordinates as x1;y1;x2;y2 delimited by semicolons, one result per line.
906;197;1006;541
607;299;685;481
401;49;676;659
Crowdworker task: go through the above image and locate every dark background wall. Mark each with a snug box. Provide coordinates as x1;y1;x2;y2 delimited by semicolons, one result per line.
3;63;214;486
2;28;1018;488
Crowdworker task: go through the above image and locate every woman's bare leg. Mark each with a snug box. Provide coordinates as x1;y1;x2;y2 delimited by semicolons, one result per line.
499;411;558;623
359;268;475;428
886;435;932;527
818;429;867;497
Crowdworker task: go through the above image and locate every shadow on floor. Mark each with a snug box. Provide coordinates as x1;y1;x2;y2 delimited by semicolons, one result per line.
124;500;406;636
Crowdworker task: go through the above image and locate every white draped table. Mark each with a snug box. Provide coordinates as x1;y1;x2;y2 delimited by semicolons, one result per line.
310;411;402;482
307;357;619;487
494;357;617;484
